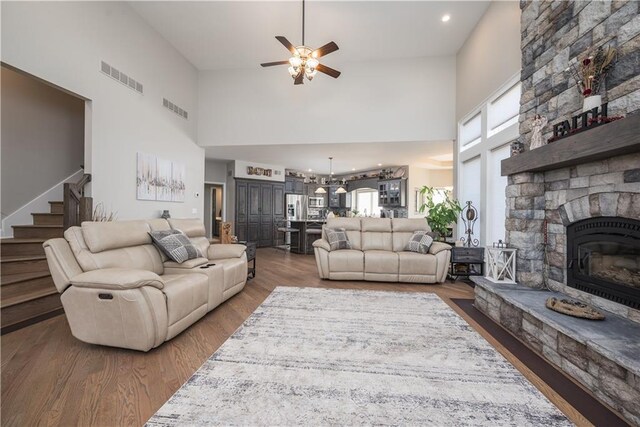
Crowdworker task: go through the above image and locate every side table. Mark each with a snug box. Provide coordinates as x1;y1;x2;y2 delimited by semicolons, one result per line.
240;241;257;279
449;246;485;281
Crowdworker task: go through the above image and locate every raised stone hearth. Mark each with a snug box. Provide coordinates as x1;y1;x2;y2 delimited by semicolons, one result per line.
473;277;640;426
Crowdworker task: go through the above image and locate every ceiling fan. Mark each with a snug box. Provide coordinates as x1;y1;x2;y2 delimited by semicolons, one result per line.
260;0;341;85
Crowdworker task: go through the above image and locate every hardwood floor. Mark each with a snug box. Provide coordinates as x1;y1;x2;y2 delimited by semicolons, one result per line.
2;249;587;426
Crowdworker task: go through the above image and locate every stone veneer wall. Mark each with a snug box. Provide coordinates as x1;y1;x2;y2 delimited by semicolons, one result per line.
505;0;640;319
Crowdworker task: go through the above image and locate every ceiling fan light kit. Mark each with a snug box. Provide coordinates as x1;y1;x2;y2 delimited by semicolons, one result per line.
261;0;341;85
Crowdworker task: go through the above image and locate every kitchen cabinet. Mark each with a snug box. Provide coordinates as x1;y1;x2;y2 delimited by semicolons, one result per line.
328;185;351;209
285;176;305;194
235;179;285;247
378;179;406;207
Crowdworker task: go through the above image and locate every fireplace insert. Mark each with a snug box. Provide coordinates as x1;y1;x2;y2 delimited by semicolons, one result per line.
567;217;640;309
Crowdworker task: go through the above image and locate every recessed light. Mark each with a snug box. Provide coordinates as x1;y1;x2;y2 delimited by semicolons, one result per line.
352;168;356;171
441;14;450;22
308;168;312;172
377;163;382;167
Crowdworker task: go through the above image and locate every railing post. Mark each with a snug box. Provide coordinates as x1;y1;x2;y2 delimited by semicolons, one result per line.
63;182;73;230
79;197;93;224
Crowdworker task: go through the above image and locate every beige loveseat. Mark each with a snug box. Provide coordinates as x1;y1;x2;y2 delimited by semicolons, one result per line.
313;218;451;283
42;218;247;352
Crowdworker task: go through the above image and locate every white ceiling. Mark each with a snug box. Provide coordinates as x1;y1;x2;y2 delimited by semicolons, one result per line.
131;1;490;70
205;140;454;174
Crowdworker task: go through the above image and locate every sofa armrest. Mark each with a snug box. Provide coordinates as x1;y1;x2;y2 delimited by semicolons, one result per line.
70;268;164;290
429;241;452;255
163;257;208;269
313;239;331;252
207;244;246;260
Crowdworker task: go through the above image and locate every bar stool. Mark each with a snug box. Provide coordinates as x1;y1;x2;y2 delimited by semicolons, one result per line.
305;221;324;254
275;219;301;254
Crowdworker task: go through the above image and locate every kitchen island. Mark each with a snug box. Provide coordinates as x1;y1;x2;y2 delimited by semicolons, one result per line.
288;219;326;254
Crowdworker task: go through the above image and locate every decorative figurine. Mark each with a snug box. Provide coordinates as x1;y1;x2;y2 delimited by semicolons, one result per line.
160;210;171;219
530;114;548;150
460;201;479;248
510;140;524;156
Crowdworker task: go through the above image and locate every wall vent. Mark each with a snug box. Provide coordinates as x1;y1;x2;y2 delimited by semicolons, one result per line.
163;98;189;120
100;61;143;94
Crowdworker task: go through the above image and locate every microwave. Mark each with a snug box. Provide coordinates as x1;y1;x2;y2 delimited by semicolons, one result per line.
308;197;325;208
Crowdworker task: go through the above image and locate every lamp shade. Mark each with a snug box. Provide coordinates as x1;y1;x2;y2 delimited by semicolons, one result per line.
315;187;327;194
335;186;347;194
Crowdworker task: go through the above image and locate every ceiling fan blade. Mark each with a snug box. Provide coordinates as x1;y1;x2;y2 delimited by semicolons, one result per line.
275;36;297;55
294;73;304;85
312;41;339;58
261;60;289;67
317;63;341;79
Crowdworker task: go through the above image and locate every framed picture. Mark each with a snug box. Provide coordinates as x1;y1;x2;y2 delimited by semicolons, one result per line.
136;152;185;203
136;153;157;201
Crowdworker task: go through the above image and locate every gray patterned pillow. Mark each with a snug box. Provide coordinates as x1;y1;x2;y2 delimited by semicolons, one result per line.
405;231;434;254
326;227;352;251
149;230;204;263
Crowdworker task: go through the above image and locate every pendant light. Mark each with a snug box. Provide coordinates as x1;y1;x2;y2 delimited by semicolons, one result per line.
315;157;346;194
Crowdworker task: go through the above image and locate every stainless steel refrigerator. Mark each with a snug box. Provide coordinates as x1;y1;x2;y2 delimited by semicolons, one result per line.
286;194;308;221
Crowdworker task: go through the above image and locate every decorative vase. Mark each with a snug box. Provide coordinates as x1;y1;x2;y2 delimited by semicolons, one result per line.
582;95;602;112
161;210;170;219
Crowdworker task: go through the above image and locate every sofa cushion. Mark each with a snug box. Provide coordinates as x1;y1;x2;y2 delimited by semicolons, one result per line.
391;218;430;252
168;218;206;238
325;218;362;250
161;274;208;326
82;220;152;253
149;230;204;264
361;218;393;251
328;249;364;272
65;227;164;274
326;228;352;251
364;250;398;275
398;252;437;276
405;231;434;254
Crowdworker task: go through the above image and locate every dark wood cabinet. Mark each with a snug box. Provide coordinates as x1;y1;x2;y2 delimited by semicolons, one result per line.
328;185;351;209
285;176;305;194
235;179;285;248
378;179;406;207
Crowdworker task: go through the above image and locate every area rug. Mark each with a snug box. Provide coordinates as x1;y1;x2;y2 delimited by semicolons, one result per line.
146;287;570;426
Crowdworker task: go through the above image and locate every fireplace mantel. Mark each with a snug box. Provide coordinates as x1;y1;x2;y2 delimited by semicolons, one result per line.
501;114;640;176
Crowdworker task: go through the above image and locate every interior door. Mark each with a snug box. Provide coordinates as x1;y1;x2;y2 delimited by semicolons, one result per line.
235;181;248;242
273;183;285;219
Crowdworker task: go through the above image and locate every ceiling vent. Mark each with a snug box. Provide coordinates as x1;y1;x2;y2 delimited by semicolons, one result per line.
163;98;189;120
100;61;143;94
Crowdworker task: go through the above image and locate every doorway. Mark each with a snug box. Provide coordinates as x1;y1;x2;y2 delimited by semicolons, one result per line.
204;182;225;241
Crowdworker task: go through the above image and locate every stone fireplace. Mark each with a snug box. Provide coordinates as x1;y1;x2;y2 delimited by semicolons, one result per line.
472;2;640;424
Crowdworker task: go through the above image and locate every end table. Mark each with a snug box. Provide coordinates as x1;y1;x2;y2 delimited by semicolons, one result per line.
449;246;485;281
239;241;257;279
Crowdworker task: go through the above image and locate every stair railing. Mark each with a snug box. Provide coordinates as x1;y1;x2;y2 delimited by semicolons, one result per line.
63;173;92;230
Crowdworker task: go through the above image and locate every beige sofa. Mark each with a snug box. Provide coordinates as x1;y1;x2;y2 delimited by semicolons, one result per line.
43;218;247;352
312;218;451;283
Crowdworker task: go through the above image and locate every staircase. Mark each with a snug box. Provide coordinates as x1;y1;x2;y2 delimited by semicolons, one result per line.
1;201;65;334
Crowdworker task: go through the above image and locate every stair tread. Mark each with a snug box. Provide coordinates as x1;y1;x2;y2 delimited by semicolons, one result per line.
48;201;63;204
31;213;63;216
1;286;58;308
12;225;63;229
0;238;47;244
2;271;51;286
1;255;47;263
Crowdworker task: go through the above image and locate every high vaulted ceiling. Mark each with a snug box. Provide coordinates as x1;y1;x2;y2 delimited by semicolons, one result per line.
130;1;490;70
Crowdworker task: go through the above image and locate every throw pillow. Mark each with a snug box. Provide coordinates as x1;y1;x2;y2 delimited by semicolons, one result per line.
149;229;204;263
405;231;434;254
326;227;352;251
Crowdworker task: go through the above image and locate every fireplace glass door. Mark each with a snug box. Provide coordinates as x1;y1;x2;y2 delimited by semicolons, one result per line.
567;217;640;309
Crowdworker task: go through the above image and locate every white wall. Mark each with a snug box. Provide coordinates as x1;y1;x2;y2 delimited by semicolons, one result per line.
1;66;85;219
205;159;229;183
455;1;521;122
198;56;457;146
1;2;204;220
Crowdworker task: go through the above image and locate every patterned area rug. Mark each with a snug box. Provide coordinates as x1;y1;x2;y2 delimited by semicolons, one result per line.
147;287;571;426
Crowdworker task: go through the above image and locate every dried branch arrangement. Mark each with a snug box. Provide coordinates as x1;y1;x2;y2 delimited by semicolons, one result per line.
92;202;118;222
567;45;616;97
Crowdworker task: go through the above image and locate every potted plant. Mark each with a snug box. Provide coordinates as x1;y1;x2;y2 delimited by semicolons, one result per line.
418;186;462;241
567;45;616;112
